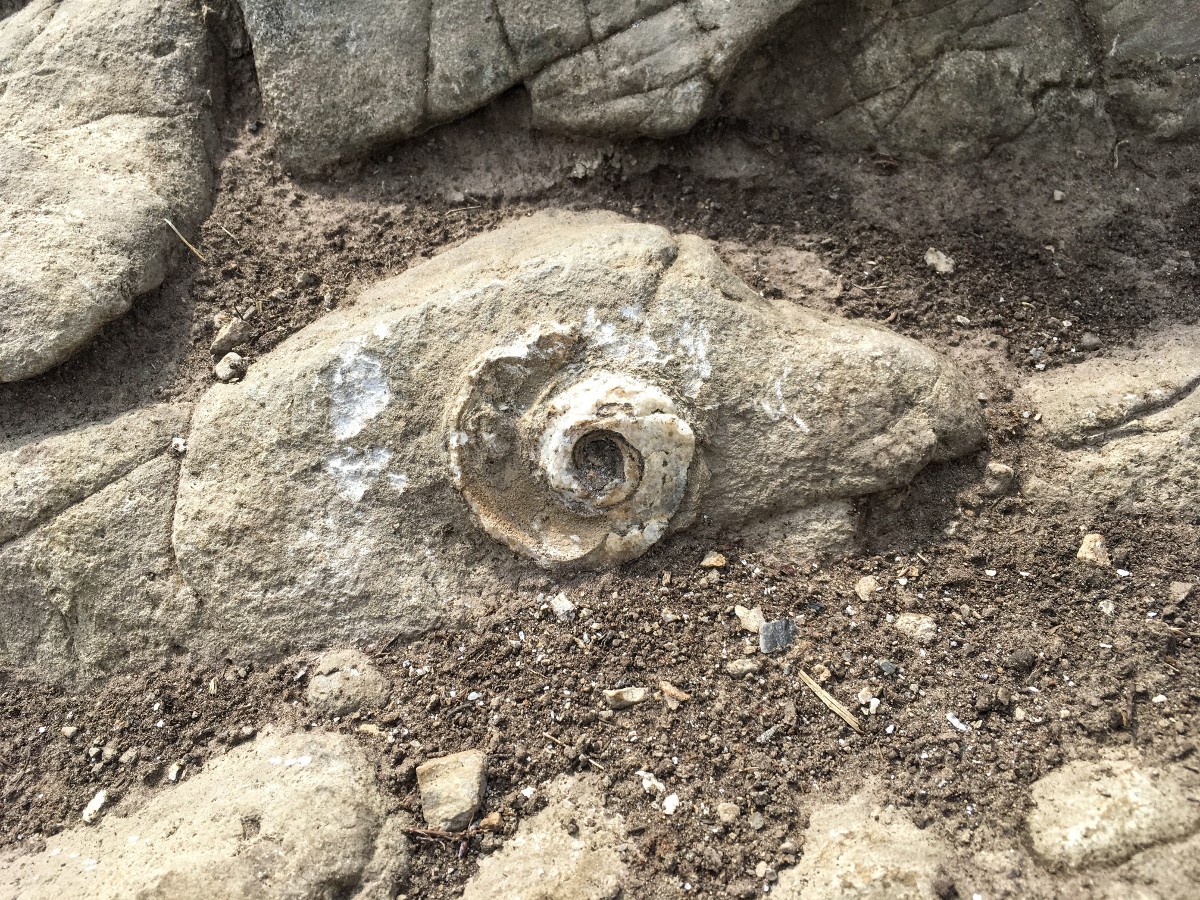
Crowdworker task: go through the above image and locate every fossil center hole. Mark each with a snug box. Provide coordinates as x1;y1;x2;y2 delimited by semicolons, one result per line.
571;429;639;501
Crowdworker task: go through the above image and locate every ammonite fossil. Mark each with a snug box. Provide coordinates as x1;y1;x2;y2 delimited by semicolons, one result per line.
449;324;705;567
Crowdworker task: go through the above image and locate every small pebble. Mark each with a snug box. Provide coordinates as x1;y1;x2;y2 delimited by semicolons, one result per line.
82;790;108;824
603;686;648;709
924;247;956;274
214;352;246;383
700;551;727;568
1080;332;1102;351
759;619;797;654
549;592;576;622
1077;533;1111;568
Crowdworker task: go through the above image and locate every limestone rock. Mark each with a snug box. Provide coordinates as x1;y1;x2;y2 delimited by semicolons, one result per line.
1026;755;1200;870
0;0;215;381
603;686;648;709
774;788;952;899
725;0;1106;159
417;749;487;831
214;352;246;382
0;451;194;681
306;649;390;718
238;0;804;171
210;316;255;359
0;403;189;545
893;612;938;646
173;212;984;661
0;731;410;899
1077;533;1111;568
461;776;626;900
1025;326;1200;518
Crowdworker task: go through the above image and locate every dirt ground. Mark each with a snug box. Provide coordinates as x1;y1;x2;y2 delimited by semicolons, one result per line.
1;27;1198;900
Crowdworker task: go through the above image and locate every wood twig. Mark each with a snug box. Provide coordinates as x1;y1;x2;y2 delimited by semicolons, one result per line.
798;669;863;734
164;218;208;263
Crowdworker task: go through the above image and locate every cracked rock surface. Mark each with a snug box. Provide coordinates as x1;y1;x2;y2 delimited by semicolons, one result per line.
0;0;215;382
0;730;410;899
238;0;804;171
172;211;983;663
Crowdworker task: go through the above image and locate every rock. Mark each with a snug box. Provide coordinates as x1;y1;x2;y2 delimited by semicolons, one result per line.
893;613;938;646
549;592;577;622
734;605;766;634
658;680;691;709
854;575;880;603
877;659;898;677
81;789;107;824
1053;189;1066;202
701;550;727;568
759;619;797;654
1080;332;1103;351
118;748;138;766
1169;582;1195;603
60;726;78;740
1;731;409;898
747;812;766;831
1077;533;1112;568
924;248;956;274
305;650;389;718
173;212;984;661
239;0;805;172
210;317;255;359
726;658;761;677
603;687;648;710
0;449;194;681
1026;755;1200;869
717;801;741;823
1025;325;1200;517
773;788;951;899
416;749;487;832
0;0;214;381
461;776;626;900
725;0;1113;160
981;462;1015;497
0;403;189;545
214;352;247;382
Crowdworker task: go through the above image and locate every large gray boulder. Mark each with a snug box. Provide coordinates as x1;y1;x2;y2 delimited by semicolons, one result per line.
724;0;1106;159
0;0;215;382
0;405;193;680
238;0;805;171
173;211;984;661
0;730;410;899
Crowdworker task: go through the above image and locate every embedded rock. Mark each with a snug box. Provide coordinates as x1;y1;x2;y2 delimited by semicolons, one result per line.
0;405;194;680
1026;755;1200;870
306;649;390;718
774;788;952;899
238;0;805;171
416;749;488;832
0;0;215;381
1025;326;1200;517
0;731;410;899
725;0;1104;159
461;776;627;900
173;211;983;660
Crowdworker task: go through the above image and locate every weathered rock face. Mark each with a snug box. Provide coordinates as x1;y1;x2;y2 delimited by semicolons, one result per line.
724;0;1200;158
1026;755;1200;870
238;0;805;171
173;211;984;660
460;776;627;900
0;0;215;382
0;731;410;899
774;788;953;899
0;404;193;680
1024;326;1200;517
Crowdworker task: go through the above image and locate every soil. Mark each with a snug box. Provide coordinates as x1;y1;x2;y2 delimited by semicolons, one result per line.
1;13;1198;900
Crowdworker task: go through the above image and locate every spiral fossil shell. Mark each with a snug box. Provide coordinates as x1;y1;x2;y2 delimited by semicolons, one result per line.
449;324;701;567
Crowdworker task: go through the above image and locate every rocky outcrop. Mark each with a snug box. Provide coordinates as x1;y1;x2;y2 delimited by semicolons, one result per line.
0;731;410;899
238;0;806;171
0;404;193;680
172;211;984;661
1025;325;1200;517
0;0;215;382
723;0;1200;158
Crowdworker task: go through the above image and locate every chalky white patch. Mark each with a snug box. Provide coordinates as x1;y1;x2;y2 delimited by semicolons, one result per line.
325;448;392;502
329;343;390;440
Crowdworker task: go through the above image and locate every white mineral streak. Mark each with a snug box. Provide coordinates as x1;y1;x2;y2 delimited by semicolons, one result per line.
450;325;699;568
329;343;390;440
325;448;392;502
